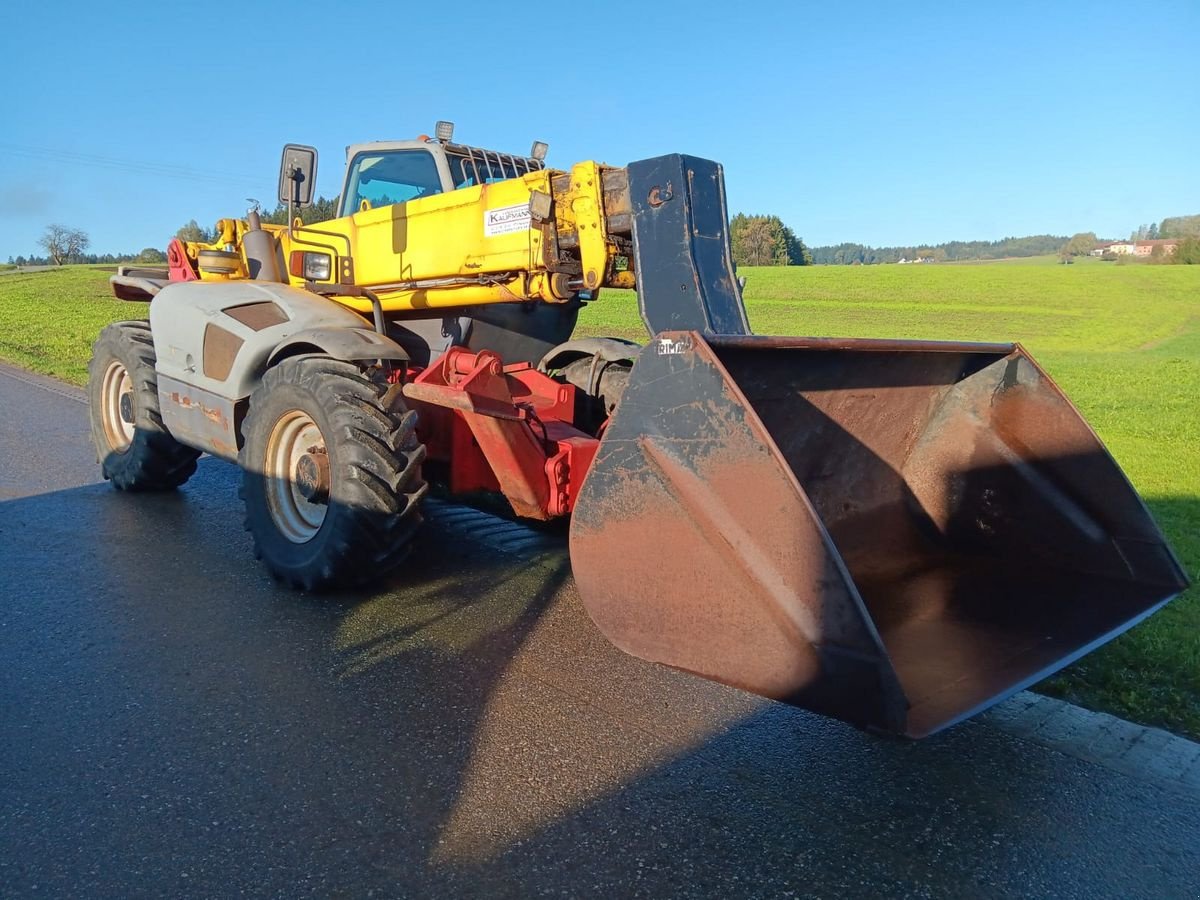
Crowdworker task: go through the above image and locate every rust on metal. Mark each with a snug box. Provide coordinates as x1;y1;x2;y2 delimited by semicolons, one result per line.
647;183;673;208
570;332;1189;738
157;375;239;461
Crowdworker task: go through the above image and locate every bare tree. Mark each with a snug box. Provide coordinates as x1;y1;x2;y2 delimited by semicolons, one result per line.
38;224;90;265
67;228;89;262
38;224;69;265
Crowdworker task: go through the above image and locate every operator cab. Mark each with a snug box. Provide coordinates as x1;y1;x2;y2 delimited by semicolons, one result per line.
338;121;548;217
333;122;565;369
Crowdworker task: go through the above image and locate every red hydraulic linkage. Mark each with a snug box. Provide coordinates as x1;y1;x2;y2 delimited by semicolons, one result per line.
402;348;599;520
166;238;199;282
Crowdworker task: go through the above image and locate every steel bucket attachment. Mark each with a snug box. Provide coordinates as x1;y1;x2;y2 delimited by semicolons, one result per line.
570;332;1188;737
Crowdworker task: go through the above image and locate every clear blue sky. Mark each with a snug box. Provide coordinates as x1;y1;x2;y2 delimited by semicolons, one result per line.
1;0;1197;258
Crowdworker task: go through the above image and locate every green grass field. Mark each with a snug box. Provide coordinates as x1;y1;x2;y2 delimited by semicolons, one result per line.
0;266;134;384
945;253;1108;266
2;263;1198;737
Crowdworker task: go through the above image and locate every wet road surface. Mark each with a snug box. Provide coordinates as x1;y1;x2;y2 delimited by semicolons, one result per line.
1;362;1198;898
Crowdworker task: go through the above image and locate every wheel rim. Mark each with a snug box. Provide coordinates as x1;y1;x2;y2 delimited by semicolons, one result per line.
100;360;135;451
264;410;329;543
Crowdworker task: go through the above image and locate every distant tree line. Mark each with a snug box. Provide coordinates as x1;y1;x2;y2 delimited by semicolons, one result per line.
174;198;341;245
1160;215;1200;238
7;251;164;267
259;196;340;227
8;224;163;266
810;234;1068;265
1130;215;1200;241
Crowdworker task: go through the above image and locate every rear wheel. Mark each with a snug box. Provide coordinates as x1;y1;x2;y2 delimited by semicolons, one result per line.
557;355;633;435
540;338;639;435
239;356;427;590
86;321;200;490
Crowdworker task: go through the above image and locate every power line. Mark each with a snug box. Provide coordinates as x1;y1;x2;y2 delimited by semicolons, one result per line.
0;142;269;190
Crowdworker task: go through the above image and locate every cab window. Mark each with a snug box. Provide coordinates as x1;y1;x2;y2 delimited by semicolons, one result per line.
341;150;443;216
448;152;531;189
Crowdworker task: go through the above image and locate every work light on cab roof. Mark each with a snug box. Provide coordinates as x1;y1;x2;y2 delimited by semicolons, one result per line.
431;120;549;163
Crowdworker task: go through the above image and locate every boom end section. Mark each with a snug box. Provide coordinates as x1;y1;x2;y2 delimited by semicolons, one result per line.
627;155;752;338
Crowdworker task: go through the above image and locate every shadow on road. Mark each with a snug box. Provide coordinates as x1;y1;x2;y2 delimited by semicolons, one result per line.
1;458;1197;896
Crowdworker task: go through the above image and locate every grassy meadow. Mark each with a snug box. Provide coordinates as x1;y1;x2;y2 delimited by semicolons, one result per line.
2;262;1198;737
0;266;141;384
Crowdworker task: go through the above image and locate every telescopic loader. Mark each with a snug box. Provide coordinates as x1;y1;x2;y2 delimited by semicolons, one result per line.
89;123;1188;737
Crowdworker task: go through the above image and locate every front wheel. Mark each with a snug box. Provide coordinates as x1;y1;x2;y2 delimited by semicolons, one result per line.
238;356;428;590
86;321;200;490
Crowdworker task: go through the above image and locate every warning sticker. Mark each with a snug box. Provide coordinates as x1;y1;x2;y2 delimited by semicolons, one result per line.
484;203;532;237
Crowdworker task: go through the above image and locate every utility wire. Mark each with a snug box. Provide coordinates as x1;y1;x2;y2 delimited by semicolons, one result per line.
0;142;268;190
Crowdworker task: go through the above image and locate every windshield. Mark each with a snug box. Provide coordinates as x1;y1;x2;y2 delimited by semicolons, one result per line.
341;150;443;216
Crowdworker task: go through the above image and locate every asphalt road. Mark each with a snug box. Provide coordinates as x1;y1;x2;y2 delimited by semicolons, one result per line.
1;362;1198;898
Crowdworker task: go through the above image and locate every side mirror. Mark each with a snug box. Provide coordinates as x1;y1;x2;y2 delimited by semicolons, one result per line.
278;144;318;208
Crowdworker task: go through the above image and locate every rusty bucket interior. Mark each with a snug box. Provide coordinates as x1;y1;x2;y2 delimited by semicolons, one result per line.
570;332;1188;738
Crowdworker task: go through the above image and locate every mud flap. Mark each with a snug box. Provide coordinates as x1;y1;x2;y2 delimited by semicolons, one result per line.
569;332;1189;737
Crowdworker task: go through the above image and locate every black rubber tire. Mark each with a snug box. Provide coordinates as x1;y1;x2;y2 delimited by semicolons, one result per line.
560;355;632;435
86;321;201;491
238;356;428;591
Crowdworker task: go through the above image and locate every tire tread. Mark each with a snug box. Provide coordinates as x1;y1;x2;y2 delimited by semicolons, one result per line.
87;321;200;491
239;357;427;590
